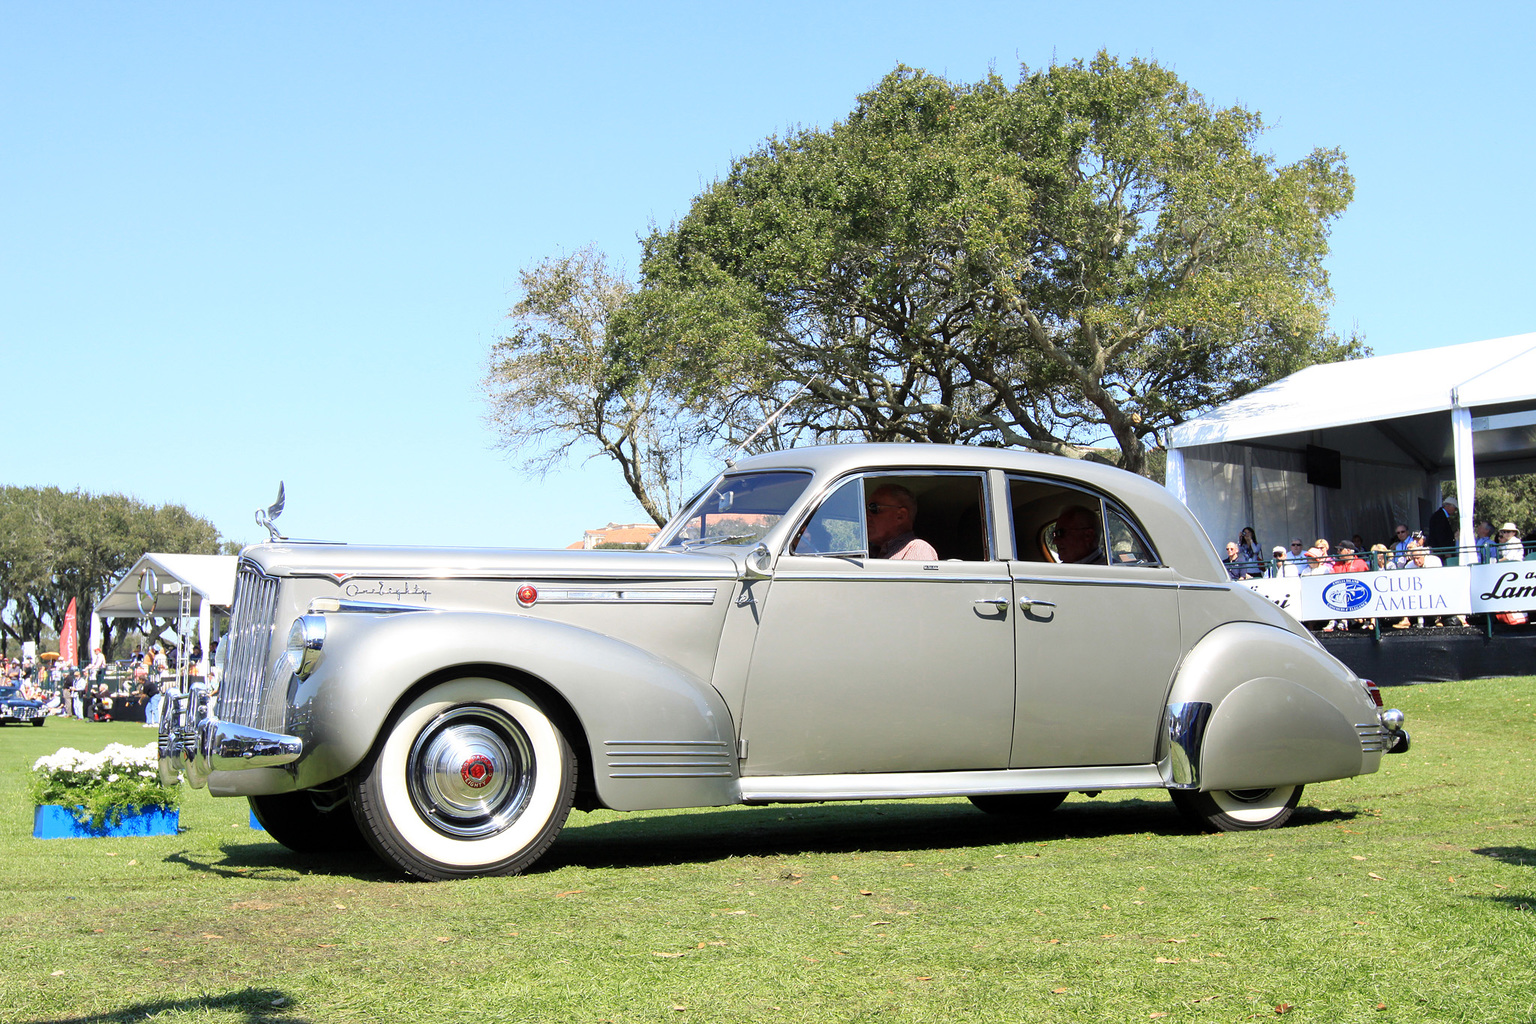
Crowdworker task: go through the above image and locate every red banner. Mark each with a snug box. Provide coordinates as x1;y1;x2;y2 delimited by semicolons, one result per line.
59;598;79;668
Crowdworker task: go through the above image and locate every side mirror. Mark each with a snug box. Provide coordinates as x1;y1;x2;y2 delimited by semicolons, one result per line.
744;543;774;580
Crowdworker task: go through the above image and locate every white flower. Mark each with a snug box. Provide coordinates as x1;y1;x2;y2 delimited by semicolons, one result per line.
106;774;120;783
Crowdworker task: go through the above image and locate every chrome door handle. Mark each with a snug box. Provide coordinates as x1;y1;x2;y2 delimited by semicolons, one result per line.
1018;595;1057;611
973;598;1009;609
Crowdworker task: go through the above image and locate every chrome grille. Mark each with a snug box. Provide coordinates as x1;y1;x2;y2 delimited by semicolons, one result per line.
217;562;281;730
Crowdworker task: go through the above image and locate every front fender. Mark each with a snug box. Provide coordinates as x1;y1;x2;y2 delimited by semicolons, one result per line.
1164;621;1379;791
283;610;739;811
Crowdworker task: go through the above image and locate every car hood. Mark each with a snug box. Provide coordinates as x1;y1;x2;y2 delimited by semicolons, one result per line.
241;542;744;583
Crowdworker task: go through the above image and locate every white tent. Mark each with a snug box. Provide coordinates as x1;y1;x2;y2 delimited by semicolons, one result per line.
93;553;239;661
1165;332;1536;556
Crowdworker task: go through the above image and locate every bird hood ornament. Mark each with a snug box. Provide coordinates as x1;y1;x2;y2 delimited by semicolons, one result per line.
255;482;287;541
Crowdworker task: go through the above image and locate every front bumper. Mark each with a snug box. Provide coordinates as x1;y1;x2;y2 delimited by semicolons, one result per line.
157;683;304;789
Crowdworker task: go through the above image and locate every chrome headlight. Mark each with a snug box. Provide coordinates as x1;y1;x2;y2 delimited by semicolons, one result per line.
285;615;326;680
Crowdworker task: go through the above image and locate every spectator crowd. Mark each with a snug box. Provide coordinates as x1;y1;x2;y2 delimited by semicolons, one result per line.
1217;497;1534;631
2;642;216;723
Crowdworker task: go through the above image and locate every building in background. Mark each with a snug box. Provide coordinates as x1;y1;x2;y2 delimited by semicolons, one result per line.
568;522;659;550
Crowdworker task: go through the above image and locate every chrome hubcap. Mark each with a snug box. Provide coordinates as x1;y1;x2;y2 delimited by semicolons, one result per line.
407;705;535;838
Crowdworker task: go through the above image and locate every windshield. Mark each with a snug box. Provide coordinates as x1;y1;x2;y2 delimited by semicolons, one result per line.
656;470;812;549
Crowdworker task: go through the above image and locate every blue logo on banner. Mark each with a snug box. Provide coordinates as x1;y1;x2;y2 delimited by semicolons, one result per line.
1322;577;1373;613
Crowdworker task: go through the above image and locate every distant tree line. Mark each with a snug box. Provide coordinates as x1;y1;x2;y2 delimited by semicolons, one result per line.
0;486;230;662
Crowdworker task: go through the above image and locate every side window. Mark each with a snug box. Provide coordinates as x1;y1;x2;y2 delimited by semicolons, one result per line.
1009;476;1160;567
790;472;991;560
1106;505;1159;565
790;478;865;555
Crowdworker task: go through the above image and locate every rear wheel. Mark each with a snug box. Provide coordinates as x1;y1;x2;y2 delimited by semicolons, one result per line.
350;678;576;880
1170;785;1302;831
249;785;368;854
969;791;1068;817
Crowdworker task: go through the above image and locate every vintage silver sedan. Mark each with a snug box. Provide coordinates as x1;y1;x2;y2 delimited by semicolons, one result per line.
160;444;1407;879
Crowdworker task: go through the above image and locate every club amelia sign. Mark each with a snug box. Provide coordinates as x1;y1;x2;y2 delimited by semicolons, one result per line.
1244;562;1536;621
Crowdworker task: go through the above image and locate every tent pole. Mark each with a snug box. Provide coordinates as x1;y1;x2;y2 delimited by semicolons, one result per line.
1450;402;1475;563
1165;448;1187;504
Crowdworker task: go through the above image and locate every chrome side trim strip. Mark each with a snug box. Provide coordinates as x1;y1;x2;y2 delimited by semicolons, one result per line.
1011;575;1204;591
604;740;735;779
296;568;740;585
1356;723;1389;753
309;598;440;614
534;588;718;604
737;765;1164;802
1162;701;1213;789
774;573;1014;584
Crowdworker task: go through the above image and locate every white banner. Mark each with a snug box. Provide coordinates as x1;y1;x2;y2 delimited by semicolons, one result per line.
1245;563;1536;620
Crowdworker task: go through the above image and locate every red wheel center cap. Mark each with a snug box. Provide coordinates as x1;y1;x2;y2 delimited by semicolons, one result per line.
460;754;496;789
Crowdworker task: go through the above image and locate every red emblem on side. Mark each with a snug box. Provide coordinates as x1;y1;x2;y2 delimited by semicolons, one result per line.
516;584;537;607
460;754;495;789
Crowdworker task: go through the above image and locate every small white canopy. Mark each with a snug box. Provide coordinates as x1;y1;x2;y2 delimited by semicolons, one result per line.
94;554;238;660
1166;332;1536;557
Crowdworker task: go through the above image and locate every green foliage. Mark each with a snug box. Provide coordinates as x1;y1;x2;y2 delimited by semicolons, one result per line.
623;54;1365;475
0;485;221;660
1445;473;1536;535
28;741;178;828
485;247;725;524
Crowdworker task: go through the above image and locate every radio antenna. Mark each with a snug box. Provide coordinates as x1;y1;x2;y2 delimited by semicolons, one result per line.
724;378;818;467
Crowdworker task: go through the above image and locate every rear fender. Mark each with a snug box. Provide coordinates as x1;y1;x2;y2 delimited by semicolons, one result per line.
281;610;739;811
1163;622;1379;791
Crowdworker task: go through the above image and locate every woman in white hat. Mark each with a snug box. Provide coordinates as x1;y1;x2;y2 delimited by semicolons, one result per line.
1496;523;1526;562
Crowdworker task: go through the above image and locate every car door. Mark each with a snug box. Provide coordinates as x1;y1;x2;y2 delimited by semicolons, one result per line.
738;471;1017;776
1006;475;1182;768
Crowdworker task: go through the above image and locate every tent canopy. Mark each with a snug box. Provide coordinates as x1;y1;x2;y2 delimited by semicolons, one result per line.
1165;332;1536;556
95;554;238;619
1169;332;1536;470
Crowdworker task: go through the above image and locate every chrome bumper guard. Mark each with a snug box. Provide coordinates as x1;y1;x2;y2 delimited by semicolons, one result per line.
1380;708;1410;754
157;683;303;789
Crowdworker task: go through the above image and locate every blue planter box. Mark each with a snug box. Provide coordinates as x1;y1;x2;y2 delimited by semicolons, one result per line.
32;804;179;839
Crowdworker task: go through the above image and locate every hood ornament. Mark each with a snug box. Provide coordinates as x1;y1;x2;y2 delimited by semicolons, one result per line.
255;482;287;542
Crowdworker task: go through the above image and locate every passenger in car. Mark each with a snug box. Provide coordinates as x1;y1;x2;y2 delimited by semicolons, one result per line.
1053;504;1105;565
867;484;938;560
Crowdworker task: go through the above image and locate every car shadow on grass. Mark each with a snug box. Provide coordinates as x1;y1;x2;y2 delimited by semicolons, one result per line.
535;797;1361;871
21;987;304;1024
1472;845;1535;867
163;845;393;882
174;798;1361;879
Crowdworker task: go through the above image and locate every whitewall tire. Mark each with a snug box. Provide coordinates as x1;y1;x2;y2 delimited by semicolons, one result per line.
351;678;576;880
1170;785;1302;832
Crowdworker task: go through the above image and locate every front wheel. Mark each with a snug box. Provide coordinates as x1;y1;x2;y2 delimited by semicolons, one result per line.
250;785;368;854
1170;785;1303;831
350;678;576;880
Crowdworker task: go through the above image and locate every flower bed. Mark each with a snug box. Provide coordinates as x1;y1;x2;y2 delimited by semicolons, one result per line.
29;742;179;832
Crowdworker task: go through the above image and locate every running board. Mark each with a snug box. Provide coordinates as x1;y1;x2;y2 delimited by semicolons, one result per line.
737;765;1165;803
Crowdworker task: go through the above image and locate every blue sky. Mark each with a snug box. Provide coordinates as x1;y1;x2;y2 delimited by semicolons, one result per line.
4;2;1532;549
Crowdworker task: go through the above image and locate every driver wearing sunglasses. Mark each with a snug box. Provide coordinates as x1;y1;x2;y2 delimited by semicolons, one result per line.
866;485;938;560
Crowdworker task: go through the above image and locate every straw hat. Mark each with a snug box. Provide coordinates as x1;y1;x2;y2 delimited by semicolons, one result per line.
1499;522;1520;534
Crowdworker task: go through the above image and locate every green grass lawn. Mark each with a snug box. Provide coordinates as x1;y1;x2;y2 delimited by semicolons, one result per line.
0;677;1532;1024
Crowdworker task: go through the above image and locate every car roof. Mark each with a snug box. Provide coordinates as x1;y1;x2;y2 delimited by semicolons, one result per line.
728;443;1225;579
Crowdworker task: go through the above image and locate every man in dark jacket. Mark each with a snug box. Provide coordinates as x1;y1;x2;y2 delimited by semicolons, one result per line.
1426;497;1457;555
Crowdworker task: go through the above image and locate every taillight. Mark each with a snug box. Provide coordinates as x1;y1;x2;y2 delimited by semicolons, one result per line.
1363;678;1384;707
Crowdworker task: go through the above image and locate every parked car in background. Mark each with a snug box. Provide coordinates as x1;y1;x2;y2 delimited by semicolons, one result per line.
159;444;1408;879
0;686;47;726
